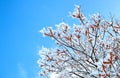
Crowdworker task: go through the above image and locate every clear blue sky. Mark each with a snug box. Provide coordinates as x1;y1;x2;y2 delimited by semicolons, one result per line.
0;0;120;78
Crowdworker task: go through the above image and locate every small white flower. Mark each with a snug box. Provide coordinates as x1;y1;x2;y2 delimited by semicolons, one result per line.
55;22;70;31
39;28;46;33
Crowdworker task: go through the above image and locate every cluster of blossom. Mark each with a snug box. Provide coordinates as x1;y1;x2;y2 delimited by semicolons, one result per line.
38;5;120;78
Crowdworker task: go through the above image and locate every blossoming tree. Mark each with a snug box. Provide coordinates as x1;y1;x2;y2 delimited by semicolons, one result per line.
37;5;120;78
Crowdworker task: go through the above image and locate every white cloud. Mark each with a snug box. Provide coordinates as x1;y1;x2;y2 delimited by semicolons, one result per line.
18;63;28;78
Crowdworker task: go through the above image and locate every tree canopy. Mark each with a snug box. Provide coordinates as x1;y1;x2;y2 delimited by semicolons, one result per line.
37;5;120;78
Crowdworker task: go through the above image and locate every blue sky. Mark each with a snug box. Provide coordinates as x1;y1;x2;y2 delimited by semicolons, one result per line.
0;0;120;78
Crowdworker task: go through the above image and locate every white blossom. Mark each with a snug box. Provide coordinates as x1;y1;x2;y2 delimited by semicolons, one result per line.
55;22;70;31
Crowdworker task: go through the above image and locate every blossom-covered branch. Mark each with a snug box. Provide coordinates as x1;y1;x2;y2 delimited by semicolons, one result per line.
38;5;120;78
